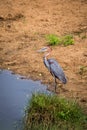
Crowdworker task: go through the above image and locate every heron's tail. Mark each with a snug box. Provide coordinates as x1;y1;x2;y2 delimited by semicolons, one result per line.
62;77;67;84
58;75;67;84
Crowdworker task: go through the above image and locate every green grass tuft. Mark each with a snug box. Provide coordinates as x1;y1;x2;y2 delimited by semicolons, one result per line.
46;34;61;46
62;35;74;46
46;34;74;46
24;93;87;130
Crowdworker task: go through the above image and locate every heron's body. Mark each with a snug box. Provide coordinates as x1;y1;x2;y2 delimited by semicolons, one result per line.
38;47;67;92
43;57;67;84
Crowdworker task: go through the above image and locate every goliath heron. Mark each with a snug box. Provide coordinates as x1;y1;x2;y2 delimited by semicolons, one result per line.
38;47;67;92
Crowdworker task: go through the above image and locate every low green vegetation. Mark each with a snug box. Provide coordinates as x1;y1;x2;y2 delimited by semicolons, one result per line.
81;35;87;39
46;34;74;46
46;34;61;46
78;66;87;79
24;93;87;130
62;35;74;46
73;30;87;39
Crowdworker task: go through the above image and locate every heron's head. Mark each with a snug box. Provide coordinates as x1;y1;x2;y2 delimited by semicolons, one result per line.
37;46;52;53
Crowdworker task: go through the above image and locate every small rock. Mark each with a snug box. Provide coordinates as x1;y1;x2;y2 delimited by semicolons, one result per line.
39;73;42;76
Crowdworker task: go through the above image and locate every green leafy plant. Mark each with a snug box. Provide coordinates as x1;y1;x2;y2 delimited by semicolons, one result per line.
24;93;86;130
46;34;61;46
46;34;74;46
62;35;74;46
78;66;87;79
81;35;87;39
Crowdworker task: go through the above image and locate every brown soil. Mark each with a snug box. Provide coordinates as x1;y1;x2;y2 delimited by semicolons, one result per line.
0;0;87;112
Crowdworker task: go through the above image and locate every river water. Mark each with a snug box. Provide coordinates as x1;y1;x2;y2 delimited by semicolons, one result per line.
0;70;51;130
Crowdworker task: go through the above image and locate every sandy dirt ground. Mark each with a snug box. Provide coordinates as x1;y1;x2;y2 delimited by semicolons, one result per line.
0;0;87;112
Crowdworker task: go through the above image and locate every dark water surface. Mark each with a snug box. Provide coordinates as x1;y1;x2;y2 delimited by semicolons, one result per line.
0;70;50;130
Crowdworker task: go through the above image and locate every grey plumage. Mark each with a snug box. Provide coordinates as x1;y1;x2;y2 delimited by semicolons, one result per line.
38;47;67;92
43;57;67;84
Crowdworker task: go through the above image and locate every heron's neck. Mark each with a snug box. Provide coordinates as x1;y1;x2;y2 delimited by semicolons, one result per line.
44;47;51;59
43;53;50;69
44;52;50;58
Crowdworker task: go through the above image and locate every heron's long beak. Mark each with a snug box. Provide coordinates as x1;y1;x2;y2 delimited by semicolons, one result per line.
37;49;43;53
37;47;48;53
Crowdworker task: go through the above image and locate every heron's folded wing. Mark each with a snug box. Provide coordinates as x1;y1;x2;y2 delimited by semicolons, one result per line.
48;59;67;84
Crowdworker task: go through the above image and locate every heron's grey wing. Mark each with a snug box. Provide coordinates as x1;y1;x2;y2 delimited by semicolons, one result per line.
43;57;50;70
48;59;67;84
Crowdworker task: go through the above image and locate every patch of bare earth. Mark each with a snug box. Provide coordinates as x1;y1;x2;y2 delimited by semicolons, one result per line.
0;0;87;112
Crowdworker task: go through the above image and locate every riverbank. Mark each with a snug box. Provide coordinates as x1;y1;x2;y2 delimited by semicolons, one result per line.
0;0;87;112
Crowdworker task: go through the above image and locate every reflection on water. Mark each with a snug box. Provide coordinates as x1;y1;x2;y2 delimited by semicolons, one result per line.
0;70;51;130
